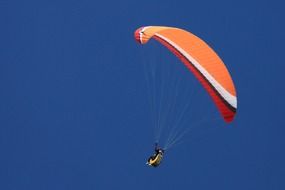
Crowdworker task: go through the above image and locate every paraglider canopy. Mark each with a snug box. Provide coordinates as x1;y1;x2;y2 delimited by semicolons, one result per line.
134;26;237;122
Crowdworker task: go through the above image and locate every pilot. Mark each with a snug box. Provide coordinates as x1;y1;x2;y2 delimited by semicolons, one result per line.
146;143;164;167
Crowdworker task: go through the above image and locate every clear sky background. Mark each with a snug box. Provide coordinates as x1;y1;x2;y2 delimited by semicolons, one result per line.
1;0;284;189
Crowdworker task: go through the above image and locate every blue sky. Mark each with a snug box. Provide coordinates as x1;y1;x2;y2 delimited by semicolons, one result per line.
1;0;284;189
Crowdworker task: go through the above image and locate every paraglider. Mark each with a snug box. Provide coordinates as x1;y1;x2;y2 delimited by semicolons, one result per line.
134;26;237;167
146;143;164;167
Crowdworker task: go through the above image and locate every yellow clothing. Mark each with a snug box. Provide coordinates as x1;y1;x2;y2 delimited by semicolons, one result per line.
147;152;163;167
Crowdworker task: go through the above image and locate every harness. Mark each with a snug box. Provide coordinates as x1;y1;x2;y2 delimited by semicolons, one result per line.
148;152;163;167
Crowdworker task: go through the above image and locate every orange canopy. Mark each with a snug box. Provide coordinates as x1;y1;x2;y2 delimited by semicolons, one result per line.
134;26;237;122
